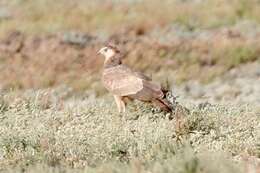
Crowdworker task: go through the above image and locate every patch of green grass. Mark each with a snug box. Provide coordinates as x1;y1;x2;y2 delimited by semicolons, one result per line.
223;46;258;69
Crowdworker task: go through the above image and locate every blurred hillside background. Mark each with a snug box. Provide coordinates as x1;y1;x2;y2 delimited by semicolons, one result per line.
0;0;259;100
0;0;259;173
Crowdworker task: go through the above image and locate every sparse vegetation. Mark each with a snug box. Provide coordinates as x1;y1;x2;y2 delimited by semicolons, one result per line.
0;89;259;173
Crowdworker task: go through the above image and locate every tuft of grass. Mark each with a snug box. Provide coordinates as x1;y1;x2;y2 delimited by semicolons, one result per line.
222;46;258;69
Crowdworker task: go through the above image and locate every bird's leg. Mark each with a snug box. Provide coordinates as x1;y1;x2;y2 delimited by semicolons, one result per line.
122;97;134;104
113;95;122;113
120;99;126;113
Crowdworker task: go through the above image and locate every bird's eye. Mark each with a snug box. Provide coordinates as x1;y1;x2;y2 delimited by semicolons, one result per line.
104;48;108;52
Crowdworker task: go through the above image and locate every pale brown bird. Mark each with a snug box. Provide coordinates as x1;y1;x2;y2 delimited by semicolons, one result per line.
98;45;172;113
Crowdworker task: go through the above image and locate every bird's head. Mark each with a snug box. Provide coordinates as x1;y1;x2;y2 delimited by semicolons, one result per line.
97;45;120;59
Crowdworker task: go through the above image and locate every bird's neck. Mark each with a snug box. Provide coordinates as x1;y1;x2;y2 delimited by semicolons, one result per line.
104;54;122;69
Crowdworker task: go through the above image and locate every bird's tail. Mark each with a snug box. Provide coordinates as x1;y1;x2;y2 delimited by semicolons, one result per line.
152;97;172;112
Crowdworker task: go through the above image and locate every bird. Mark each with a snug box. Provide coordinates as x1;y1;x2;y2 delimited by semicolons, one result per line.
97;44;172;113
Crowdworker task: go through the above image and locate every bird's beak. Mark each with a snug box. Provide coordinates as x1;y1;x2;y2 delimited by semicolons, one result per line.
97;50;102;55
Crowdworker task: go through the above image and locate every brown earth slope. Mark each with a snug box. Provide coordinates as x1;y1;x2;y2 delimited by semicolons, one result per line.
0;26;259;92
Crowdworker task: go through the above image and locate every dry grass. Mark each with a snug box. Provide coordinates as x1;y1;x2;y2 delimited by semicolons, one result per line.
2;0;260;36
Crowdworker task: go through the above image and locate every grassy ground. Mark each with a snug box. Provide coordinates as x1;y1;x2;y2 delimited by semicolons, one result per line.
0;89;259;173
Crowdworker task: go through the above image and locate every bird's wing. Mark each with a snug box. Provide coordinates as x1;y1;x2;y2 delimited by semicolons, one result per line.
102;65;144;96
114;65;152;81
134;71;152;81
